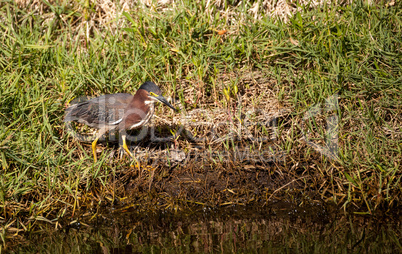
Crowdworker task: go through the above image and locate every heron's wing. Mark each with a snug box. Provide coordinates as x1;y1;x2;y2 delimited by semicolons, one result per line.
64;93;134;129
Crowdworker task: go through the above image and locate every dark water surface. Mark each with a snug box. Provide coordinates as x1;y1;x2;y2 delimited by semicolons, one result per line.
14;203;401;253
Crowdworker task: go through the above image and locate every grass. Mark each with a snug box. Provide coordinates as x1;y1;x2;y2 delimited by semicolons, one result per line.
0;0;401;248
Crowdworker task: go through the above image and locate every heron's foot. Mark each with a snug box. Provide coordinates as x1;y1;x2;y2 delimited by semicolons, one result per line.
142;165;156;173
117;146;139;167
130;158;141;169
118;146;127;159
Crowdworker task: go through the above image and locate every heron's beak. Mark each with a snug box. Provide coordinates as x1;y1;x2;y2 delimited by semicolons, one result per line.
155;95;178;112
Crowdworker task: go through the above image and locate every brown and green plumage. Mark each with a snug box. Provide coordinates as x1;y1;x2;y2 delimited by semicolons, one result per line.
65;81;177;162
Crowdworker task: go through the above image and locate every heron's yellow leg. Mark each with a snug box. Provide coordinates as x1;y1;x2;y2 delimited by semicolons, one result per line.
92;136;99;162
122;134;133;157
122;135;140;168
91;128;109;163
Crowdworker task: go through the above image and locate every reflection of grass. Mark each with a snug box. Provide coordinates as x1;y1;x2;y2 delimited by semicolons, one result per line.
13;207;402;253
0;0;401;244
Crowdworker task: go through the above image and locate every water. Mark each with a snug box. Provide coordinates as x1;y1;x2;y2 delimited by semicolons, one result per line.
12;203;402;253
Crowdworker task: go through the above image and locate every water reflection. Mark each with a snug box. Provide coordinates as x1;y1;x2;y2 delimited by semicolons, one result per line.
15;205;402;253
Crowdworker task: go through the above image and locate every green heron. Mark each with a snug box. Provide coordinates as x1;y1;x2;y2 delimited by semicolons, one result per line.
64;81;177;162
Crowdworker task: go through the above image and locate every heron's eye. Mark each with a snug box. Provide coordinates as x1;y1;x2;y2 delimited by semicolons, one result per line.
150;92;158;97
